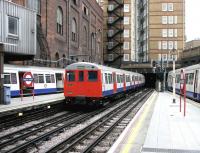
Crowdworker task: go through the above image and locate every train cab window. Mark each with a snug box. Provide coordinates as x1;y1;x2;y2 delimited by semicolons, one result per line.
79;71;84;81
66;71;75;82
38;74;44;83
88;71;98;81
4;73;11;84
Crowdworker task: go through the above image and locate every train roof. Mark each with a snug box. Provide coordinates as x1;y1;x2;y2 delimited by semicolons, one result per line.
4;64;64;72
168;63;200;74
65;62;143;76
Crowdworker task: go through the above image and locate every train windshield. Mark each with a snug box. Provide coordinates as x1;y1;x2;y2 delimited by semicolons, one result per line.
66;71;75;82
88;71;98;81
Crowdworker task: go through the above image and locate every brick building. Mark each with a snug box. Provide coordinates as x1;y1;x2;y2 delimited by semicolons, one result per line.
9;0;104;67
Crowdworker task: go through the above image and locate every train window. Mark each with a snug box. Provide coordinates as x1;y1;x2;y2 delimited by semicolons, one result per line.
33;74;39;83
108;74;112;84
189;73;194;85
11;73;17;84
185;74;189;84
79;71;84;81
117;75;120;83
88;71;97;81
120;75;123;83
105;73;108;84
4;73;11;84
45;74;51;83
51;74;55;83
67;71;75;82
4;73;17;84
38;74;44;83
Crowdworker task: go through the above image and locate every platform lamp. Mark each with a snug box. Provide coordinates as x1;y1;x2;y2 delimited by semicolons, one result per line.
169;48;177;103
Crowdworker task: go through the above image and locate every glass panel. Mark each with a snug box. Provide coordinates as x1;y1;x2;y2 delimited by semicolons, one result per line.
79;71;84;81
8;16;18;35
45;74;51;83
33;74;39;83
11;73;17;84
67;71;75;82
38;74;44;83
88;71;98;81
51;74;55;83
4;73;11;84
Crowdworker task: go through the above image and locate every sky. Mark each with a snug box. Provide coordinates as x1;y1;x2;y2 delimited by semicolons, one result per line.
185;0;200;41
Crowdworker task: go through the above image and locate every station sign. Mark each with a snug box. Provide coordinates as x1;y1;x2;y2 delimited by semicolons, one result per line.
23;72;34;87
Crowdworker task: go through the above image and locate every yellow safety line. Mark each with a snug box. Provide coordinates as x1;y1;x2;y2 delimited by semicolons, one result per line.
121;93;157;153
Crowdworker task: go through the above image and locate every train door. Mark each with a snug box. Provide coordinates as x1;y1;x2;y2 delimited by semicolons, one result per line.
55;73;63;91
194;70;199;99
113;72;117;93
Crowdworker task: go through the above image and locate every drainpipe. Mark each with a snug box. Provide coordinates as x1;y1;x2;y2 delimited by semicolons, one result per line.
0;43;4;104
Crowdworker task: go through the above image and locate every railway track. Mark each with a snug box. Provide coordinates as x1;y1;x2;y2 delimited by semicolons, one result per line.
46;89;153;153
0;89;152;153
0;102;65;131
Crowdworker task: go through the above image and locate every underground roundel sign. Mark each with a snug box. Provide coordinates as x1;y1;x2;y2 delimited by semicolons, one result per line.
23;72;34;87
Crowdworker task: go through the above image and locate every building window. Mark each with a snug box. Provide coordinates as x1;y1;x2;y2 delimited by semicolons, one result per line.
8;16;19;36
82;4;88;15
124;29;129;38
124;4;129;12
124;54;129;61
162;3;167;11
57;7;63;35
162;16;167;24
162;3;173;11
168;16;174;24
108;41;114;49
83;26;87;46
108;54;113;61
168;29;174;37
124;17;129;25
72;18;77;41
108;17;114;23
162;29;167;37
123;42;129;50
168;41;174;49
168;3;173;11
72;0;77;5
108;4;114;11
108;29;114;37
174;41;177;49
162;41;167;49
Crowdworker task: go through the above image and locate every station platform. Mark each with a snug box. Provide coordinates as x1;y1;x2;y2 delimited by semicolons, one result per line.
108;91;200;153
0;93;65;116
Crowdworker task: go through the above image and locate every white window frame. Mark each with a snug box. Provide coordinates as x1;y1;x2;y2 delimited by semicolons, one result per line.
108;41;114;49
162;3;167;11
168;3;173;11
124;4;129;13
158;41;162;50
168;29;173;37
124;17;129;25
162;41;167;49
123;42;129;50
162;29;167;37
124;29;129;38
108;29;114;37
108;4;114;11
123;54;129;61
174;29;177;37
168;41;174;49
8;16;19;37
174;16;177;24
162;16;168;24
168;16;173;24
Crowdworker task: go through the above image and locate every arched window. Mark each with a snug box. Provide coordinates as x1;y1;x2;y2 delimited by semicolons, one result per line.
83;26;87;46
72;18;77;41
57;7;63;35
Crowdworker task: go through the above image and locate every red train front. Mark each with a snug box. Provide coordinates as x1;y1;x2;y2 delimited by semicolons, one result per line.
64;62;102;104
